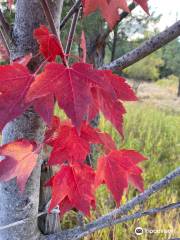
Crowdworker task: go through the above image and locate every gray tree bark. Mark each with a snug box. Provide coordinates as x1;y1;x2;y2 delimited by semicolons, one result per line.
0;0;64;239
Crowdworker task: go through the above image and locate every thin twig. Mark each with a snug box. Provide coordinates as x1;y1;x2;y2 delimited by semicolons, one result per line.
41;167;180;240
65;6;81;56
39;0;59;38
60;0;81;30
102;20;180;70
0;9;11;35
0;28;10;59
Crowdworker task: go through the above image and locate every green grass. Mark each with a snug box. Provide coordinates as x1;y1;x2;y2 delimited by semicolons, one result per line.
56;103;180;239
156;75;179;92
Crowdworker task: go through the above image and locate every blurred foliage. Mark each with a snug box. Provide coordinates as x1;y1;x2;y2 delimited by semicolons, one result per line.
160;39;180;78
124;52;164;81
156;75;179;88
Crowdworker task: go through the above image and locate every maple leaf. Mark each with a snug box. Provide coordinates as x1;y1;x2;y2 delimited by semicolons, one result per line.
95;149;146;205
26;62;115;129
33;94;54;126
83;0;149;29
97;89;126;136
46;118;116;165
103;70;137;101
88;72;137;136
48;163;95;216
0;63;33;129
0;139;39;192
0;63;54;129
134;0;149;14
34;25;66;63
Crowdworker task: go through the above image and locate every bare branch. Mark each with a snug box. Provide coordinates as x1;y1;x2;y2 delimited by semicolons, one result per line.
65;6;81;56
41;167;180;240
0;8;12;53
102;20;180;70
0;28;10;59
110;201;180;226
0;9;11;35
40;0;59;38
60;0;81;30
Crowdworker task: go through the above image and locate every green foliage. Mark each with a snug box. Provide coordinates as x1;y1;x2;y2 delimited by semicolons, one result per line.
124;53;164;81
161;39;180;78
156;75;179;88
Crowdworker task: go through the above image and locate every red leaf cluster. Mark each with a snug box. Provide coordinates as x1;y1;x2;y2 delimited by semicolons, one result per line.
0;25;147;217
44;116;146;216
45;117;115;166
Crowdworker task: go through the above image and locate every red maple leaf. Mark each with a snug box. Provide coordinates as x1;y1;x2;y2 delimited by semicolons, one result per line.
83;0;149;29
26;62;115;130
27;26;137;133
0;63;54;129
34;25;66;63
88;72;137;136
134;0;149;14
95;149;147;205
0;139;39;192
96;88;126;136
45;117;116;165
48;163;95;216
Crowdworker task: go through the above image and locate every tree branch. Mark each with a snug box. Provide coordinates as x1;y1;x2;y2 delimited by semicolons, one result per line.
0;8;11;53
41;167;180;240
0;28;10;59
60;0;81;30
40;0;59;38
0;9;11;35
102;20;180;70
65;6;81;56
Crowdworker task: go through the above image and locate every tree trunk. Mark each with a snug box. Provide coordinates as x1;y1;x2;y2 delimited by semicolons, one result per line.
177;78;180;97
87;34;106;68
0;0;63;239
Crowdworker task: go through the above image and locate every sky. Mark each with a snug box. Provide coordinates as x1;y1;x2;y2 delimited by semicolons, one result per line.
149;0;180;30
137;0;180;30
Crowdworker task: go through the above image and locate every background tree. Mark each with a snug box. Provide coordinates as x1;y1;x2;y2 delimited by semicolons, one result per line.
161;39;180;96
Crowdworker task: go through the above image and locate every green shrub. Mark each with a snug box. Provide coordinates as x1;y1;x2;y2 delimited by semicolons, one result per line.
124;54;164;81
